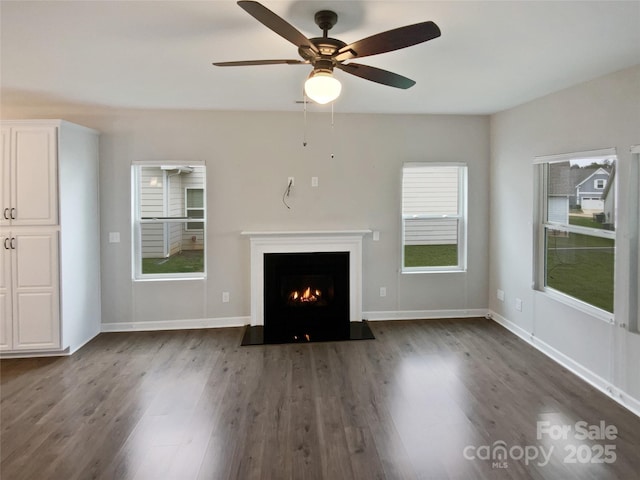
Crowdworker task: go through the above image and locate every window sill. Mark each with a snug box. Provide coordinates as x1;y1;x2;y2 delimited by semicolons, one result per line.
133;275;206;282
401;267;467;274
535;288;614;325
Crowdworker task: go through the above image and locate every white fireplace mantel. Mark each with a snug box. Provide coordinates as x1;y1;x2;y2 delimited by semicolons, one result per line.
241;230;371;326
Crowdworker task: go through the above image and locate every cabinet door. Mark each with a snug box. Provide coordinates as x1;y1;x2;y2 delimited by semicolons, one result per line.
0;128;9;227
11;126;58;226
0;234;11;350
12;231;60;350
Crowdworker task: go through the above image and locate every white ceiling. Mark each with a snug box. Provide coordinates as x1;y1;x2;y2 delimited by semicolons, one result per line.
1;0;639;115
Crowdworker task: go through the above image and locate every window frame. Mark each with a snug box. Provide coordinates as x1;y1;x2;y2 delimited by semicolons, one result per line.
131;162;206;281
400;162;468;274
533;148;616;321
631;145;640;334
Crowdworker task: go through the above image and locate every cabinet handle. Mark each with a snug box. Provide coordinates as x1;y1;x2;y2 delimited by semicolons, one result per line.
10;208;16;220
3;238;8;250
10;237;16;249
3;208;9;220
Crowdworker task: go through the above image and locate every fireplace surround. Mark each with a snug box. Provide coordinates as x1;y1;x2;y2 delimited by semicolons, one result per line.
241;230;373;344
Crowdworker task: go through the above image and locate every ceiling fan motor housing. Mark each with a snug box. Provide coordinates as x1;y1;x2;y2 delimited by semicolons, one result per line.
299;37;346;63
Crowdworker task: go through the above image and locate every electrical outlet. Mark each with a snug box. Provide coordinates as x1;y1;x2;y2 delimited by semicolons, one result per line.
287;177;294;186
311;176;318;187
373;231;380;241
515;298;523;311
380;287;387;297
497;289;505;301
222;292;230;303
108;232;120;243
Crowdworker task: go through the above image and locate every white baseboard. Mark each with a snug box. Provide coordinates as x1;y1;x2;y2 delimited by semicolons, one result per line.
363;308;489;321
100;310;489;332
489;310;640;418
0;347;71;359
101;316;250;333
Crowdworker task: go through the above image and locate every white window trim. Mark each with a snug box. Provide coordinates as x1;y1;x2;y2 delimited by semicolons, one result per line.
535;289;614;324
533;147;616;164
131;164;206;281
401;162;468;274
630;145;640;334
533;151;617;319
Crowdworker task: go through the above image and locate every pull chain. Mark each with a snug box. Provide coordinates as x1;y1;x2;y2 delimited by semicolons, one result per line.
303;95;308;147
330;102;335;158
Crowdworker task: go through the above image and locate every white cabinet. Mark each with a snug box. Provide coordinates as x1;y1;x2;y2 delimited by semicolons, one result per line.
1;125;58;226
1;230;60;351
0;120;101;356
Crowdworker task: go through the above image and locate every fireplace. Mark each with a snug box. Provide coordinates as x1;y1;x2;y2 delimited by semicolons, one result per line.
264;252;350;343
241;230;374;345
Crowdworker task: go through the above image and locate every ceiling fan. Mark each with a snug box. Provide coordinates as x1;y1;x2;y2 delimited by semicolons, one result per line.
213;1;441;104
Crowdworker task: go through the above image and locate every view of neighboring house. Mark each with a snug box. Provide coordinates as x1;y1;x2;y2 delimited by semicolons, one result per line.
571;166;611;211
139;165;205;259
548;162;573;224
547;162;613;226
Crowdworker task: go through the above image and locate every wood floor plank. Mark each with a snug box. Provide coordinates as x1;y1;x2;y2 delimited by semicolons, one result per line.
2;319;640;480
256;346;293;480
315;395;355;480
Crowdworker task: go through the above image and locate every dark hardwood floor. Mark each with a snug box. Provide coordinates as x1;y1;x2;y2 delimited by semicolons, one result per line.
1;318;639;480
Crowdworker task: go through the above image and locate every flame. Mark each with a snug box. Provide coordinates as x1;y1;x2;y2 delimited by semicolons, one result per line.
289;286;322;303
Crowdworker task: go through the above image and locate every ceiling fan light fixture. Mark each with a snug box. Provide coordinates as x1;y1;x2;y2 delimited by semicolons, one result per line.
304;70;341;104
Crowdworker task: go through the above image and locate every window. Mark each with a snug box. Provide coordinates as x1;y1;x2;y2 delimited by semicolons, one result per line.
132;164;206;279
535;149;616;314
595;178;606;189
401;163;467;272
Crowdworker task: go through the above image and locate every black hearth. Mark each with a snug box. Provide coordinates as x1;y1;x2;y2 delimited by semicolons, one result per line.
263;251;350;343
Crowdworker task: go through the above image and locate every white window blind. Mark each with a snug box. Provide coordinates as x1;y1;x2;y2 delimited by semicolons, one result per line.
402;165;459;216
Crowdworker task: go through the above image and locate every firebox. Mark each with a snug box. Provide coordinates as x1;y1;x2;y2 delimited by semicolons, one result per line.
263;251;350;343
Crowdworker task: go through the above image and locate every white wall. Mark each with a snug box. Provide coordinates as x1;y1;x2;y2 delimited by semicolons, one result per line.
1;106;490;326
489;65;640;410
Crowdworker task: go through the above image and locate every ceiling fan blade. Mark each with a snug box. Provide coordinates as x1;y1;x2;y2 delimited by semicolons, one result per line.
238;1;319;54
213;59;306;66
336;63;416;89
334;21;441;62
